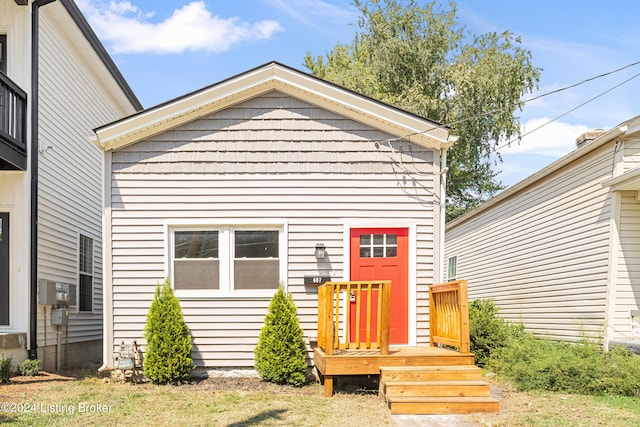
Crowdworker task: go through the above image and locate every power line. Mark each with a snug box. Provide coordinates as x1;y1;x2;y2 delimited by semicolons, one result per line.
386;59;640;145
494;70;640;152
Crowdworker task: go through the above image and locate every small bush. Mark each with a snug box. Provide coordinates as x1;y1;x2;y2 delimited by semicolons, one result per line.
0;354;14;383
254;286;307;386
469;299;523;366
18;359;42;376
489;334;640;397
143;279;194;384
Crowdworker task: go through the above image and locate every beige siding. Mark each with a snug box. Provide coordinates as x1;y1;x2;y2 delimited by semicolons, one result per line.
613;191;640;342
445;143;615;342
622;139;640;174
109;92;440;367
34;8;137;347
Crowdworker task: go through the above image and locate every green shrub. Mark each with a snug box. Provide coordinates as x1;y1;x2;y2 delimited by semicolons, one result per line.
143;279;194;384
0;354;14;383
254;286;307;386
18;358;42;376
489;334;640;397
469;299;523;366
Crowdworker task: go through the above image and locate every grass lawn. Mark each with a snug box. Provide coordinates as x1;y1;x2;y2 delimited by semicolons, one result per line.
0;371;391;426
1;371;640;426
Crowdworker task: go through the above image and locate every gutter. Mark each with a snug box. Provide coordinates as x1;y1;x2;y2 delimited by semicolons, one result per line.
29;0;58;360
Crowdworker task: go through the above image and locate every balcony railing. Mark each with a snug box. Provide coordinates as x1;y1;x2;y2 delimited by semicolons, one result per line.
0;72;27;170
429;280;471;353
317;280;391;356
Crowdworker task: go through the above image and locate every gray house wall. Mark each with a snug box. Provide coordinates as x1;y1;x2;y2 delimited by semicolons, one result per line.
107;91;442;367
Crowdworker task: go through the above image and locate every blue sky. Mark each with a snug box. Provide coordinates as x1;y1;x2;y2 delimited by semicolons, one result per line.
76;0;640;188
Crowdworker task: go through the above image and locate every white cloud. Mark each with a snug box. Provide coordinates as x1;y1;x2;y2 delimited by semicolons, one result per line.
499;118;589;158
77;1;282;54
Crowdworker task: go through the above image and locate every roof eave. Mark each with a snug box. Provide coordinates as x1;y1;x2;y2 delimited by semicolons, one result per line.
94;63;451;152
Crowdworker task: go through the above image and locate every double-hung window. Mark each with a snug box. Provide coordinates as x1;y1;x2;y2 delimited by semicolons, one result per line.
447;255;457;281
170;225;284;296
79;234;94;312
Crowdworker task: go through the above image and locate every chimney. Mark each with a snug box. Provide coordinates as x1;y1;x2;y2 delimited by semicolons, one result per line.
576;129;605;148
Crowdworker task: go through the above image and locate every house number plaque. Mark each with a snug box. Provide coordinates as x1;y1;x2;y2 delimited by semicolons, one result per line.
304;276;331;285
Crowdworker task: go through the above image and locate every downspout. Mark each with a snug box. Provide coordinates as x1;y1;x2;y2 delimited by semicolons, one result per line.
438;134;457;283
29;0;57;360
438;148;448;284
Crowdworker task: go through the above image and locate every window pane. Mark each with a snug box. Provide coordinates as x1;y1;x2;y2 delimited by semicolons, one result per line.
386;247;397;257
373;234;384;245
386;234;397;245
360;234;371;245
373;247;384;257
79;273;92;312
234;259;279;289
175;231;218;258
235;231;278;258
360;247;371;258
174;259;219;290
79;235;93;274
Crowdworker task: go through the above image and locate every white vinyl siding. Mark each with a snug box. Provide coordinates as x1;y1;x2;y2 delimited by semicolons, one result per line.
35;7;138;346
613;191;640;342
445;143;615;342
108;92;441;367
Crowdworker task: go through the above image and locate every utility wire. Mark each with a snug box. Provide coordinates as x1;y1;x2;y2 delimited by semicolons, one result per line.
494;70;640;152
384;59;640;145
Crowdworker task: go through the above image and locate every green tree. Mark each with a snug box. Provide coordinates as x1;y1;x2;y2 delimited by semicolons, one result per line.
254;286;307;386
143;279;194;384
304;0;540;220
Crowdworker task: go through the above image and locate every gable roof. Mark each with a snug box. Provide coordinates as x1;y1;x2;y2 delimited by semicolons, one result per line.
92;62;454;152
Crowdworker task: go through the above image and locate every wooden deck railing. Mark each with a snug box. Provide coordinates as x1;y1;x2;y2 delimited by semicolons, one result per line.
429;280;470;353
317;281;391;356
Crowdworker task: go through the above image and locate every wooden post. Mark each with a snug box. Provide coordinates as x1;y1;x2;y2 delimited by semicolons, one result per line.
458;280;470;354
379;281;391;355
324;375;334;397
317;284;326;352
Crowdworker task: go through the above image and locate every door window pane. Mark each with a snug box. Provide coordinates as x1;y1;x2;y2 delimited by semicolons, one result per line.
359;233;397;258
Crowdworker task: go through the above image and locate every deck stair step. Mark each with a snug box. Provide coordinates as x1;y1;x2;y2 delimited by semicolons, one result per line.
383;380;490;398
386;396;500;415
380;365;483;382
380;365;499;415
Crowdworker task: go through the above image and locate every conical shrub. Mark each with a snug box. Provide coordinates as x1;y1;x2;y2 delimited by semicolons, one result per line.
143;279;194;384
254;286;307;386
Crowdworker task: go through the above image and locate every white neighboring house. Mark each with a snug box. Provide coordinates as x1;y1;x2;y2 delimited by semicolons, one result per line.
445;117;640;350
92;62;458;370
0;0;141;370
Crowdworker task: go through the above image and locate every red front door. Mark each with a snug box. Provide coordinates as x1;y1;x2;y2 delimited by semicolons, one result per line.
350;228;409;345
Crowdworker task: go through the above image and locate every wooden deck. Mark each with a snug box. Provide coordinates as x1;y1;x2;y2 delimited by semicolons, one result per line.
314;345;474;377
314;280;500;415
314;345;498;414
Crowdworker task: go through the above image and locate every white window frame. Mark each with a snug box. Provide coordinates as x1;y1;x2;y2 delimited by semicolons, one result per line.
78;233;94;313
166;220;287;299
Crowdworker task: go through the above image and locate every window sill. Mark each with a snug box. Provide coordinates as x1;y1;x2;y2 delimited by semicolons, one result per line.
174;290;278;300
